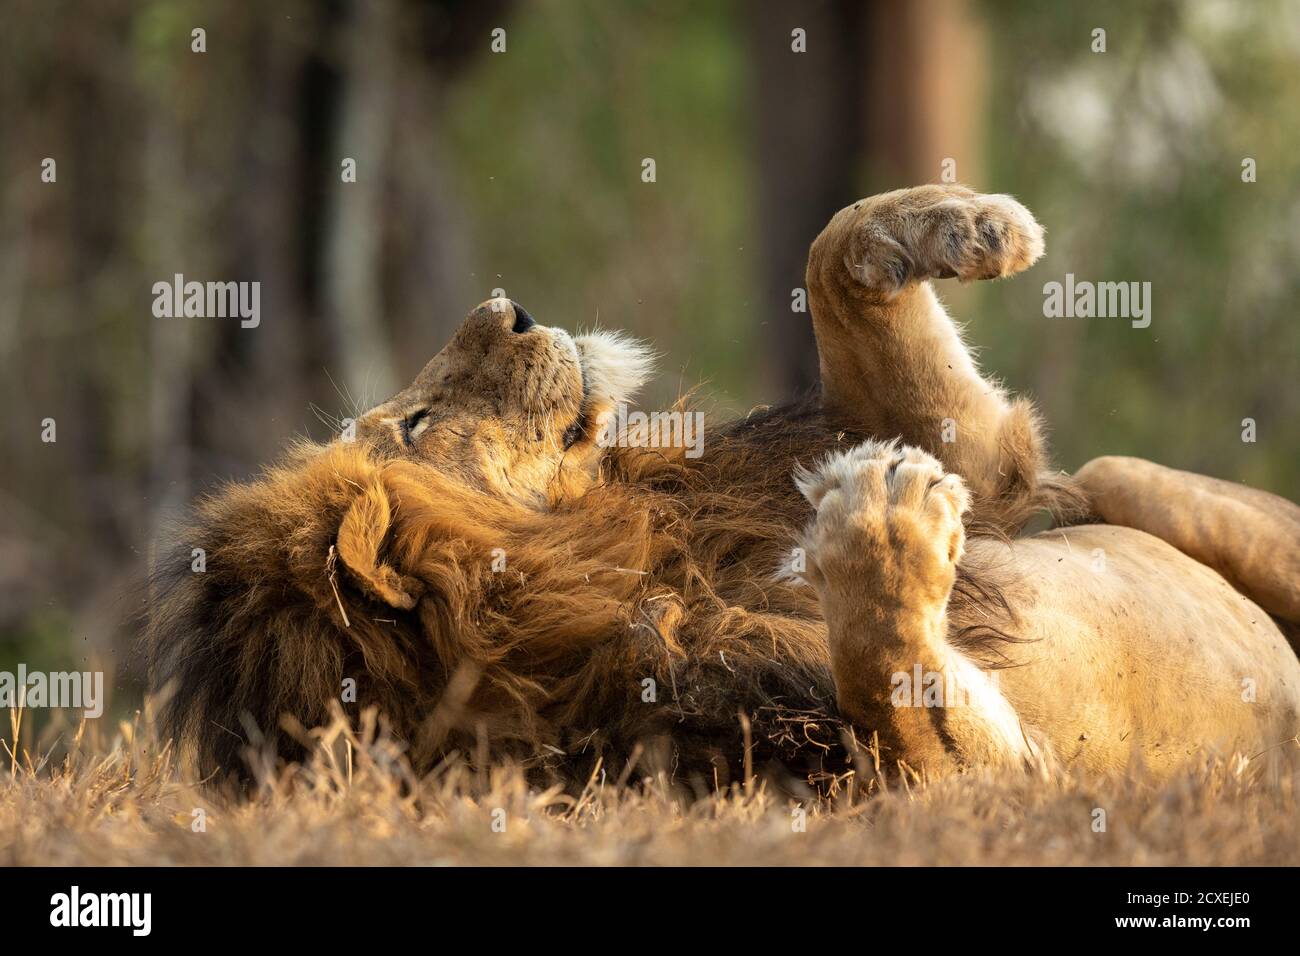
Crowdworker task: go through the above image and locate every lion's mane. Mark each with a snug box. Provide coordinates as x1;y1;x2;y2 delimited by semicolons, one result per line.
146;397;1081;786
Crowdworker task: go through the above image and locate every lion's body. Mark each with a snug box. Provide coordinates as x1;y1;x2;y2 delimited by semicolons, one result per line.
966;527;1300;774
148;185;1300;786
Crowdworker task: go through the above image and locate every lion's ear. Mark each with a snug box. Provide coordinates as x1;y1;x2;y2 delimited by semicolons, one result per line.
335;482;421;610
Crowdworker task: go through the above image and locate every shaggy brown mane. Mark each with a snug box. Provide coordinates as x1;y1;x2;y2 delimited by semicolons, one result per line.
146;391;1084;790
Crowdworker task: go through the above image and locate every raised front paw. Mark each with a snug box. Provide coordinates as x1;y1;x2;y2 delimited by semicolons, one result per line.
794;440;970;608
809;185;1045;297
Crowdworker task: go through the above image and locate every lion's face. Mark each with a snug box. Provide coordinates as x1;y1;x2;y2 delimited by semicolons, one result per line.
352;298;652;503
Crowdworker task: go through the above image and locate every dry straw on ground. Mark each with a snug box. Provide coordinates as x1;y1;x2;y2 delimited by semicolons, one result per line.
2;705;1297;866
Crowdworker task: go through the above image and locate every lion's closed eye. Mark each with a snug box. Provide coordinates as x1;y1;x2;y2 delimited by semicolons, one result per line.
400;408;431;447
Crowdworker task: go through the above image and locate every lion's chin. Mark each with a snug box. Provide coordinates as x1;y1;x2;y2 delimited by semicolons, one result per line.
548;329;655;454
572;329;656;408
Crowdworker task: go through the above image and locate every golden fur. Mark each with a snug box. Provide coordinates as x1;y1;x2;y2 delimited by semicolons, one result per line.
147;186;1300;786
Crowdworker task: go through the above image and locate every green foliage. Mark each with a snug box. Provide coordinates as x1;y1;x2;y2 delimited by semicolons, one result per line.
979;0;1300;493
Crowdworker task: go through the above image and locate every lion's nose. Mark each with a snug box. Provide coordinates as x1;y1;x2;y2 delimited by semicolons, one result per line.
509;301;535;334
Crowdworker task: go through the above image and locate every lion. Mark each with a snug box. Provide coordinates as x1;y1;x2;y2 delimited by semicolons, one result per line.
146;184;1300;786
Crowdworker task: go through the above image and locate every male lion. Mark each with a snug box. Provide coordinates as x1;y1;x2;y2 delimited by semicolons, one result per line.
148;185;1300;785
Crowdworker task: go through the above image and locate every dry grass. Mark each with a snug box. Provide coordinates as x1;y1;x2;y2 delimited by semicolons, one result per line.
2;705;1298;866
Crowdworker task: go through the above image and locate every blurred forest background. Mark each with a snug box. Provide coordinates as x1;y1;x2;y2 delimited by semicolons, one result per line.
2;0;1298;721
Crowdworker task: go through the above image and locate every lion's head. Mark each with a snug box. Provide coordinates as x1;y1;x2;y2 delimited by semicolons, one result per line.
351;297;654;505
145;299;690;781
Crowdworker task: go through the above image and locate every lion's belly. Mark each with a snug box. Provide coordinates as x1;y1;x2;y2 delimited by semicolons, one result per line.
962;525;1300;775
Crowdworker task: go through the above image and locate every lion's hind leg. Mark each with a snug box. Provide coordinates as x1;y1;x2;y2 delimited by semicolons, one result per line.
1076;456;1300;633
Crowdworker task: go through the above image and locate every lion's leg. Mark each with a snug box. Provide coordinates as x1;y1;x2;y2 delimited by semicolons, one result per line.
1076;455;1300;629
796;439;1042;776
806;185;1058;531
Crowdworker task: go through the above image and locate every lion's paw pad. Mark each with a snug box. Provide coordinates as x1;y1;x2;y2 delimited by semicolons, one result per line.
794;440;970;594
841;185;1044;295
